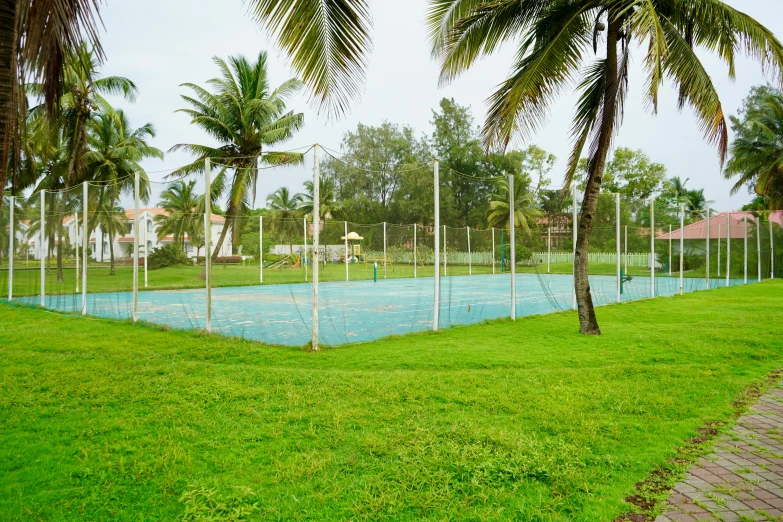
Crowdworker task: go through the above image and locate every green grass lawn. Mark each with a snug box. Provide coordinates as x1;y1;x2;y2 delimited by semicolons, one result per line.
2;260;696;298
1;282;782;521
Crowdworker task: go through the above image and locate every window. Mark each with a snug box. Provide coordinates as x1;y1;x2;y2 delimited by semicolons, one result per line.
147;220;153;233
127;223;133;235
146;241;153;254
103;242;109;253
186;244;193;253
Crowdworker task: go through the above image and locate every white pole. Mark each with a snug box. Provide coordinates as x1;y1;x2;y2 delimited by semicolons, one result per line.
443;225;447;276
771;219;775;280
312;145;320;351
40;190;45;307
706;207;710;288
303;217;307;282
624;225;627;275
547;226;551;273
572;183;577;310
679;203;684;295
383;221;387;279
744;214;748;284
75;211;79;294
7;196;13;300
82;182;87;315
650;198;655;297
433;161;440;331
509;174;516;320
717;223;721;279
467;226;472;275
616;193;621;303
757;216;761;282
143;213;148;288
344;221;349;282
492;227;496;274
204;158;212;333
726;212;731;286
413;224;417;278
133;171;139;323
259;215;263;283
668;225;672;276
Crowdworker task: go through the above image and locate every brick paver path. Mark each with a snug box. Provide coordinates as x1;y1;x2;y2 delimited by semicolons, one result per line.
656;385;783;522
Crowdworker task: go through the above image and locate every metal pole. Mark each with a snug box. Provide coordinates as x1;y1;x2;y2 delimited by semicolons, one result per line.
204;158;212;333
744;214;748;284
467;226;472;275
726;212;731;286
624;225;627;275
717;223;721;279
259;215;263;283
492;227;495;274
7;196;13;300
312;145;320;351
82;182;87;315
433;161;440;331
547;226;551;273
443;225;447;276
133;171;139;323
143;213;148;288
413;224;417;278
757;216;761;282
383;221;387;279
509;174;516;320
75;210;79;294
572;183;577;310
650;198;655;297
616;193;621;303
668;225;672;276
771;219;775;280
344;221;349;282
679;203;684;295
40;190;45;307
303;217;307;282
706;207;710;288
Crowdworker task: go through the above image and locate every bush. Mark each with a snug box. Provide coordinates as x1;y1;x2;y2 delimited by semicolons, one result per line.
147;245;192;270
194;256;243;265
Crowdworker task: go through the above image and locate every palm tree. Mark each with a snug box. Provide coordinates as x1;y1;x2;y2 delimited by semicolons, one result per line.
428;1;783;334
266;186;302;255
669;177;690;203
171;51;305;262
725;91;783;209
88;193;126;275
299;177;342;220
155;180;204;252
685;189;713;221
485;175;542;236
0;1;103;204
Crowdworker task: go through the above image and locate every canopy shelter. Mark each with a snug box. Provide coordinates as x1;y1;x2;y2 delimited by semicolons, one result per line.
341;232;364;261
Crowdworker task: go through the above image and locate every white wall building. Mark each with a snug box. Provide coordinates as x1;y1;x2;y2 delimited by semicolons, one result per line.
24;208;232;261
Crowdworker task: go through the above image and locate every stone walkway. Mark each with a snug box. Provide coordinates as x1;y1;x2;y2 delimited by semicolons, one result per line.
656;385;783;522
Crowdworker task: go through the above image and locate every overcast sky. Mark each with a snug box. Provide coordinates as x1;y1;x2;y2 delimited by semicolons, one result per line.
98;0;783;212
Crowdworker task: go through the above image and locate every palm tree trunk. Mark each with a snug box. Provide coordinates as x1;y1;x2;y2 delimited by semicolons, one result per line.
574;19;621;335
108;228;115;275
0;0;17;213
65;112;86;185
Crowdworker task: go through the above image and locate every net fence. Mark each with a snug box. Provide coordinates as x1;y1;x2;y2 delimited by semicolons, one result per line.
2;152;781;347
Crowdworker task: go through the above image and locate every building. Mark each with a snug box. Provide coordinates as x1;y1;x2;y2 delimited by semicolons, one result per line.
656;211;783;242
23;208;232;261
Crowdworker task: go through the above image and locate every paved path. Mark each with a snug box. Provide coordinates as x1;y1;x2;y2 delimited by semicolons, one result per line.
656;384;783;522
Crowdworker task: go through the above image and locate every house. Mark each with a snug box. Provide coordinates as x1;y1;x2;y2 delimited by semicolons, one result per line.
656;211;783;242
24;208;232;261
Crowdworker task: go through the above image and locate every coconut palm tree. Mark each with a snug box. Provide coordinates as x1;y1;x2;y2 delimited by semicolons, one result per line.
267;186;302;255
299;177;342;220
725;90;783;209
88;192;126;275
155;179;204;252
171;51;305;261
428;1;783;334
485;175;542;236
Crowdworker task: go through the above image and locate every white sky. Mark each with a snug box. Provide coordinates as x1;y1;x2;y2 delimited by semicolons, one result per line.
99;0;783;211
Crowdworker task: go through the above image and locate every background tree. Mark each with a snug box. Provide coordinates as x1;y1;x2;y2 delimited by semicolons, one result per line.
429;0;783;334
485;174;542;237
155;179;204;251
299;177;342;220
266;186;302;255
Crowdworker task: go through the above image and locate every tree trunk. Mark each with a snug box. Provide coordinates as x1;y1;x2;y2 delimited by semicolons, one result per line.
100;229;104;263
65;112;87;185
56;224;63;283
109;228;115;275
574;19;621;335
0;0;17;214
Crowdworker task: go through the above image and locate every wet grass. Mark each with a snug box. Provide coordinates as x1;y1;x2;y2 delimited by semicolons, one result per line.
0;281;782;520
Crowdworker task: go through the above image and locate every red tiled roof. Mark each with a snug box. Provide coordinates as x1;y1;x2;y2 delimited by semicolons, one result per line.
125;208;225;223
657;211;783;240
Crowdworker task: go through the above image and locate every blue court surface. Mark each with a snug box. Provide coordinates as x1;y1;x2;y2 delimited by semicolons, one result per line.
12;272;748;346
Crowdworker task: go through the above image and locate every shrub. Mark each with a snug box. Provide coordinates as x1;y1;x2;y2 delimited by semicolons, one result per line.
194;256;243;265
147;245;192;270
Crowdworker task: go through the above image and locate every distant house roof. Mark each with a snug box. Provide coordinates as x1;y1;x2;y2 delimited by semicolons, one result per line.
657;211;783;240
125;208;225;223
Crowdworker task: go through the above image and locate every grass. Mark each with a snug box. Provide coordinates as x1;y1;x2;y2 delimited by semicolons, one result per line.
1;259;698;298
1;281;782;520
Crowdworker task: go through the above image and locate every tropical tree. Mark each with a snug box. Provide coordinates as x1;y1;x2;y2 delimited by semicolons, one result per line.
299;177;342;220
485;175;542;237
171;51;305;261
88;192;126;275
428;1;783;334
155;179;204;252
685;189;713;221
266;186;302;255
725;88;783;209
